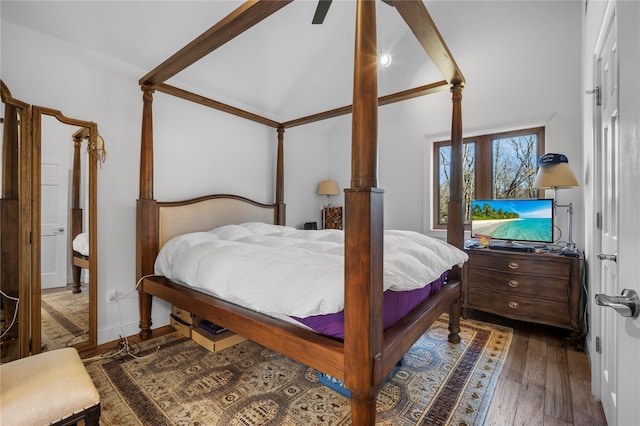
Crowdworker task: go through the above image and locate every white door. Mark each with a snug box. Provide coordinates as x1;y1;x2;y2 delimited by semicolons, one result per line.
592;3;640;425
41;161;67;289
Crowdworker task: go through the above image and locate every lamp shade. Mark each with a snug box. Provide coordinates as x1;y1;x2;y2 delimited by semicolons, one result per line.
533;153;579;189
317;179;339;196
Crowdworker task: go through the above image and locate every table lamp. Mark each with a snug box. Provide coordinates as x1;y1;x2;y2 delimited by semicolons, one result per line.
533;153;579;256
317;179;339;207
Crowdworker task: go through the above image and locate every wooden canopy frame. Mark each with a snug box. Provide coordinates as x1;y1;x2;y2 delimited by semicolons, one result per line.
136;1;465;424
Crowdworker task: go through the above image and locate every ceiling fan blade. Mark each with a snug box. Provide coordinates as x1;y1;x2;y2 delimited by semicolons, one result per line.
312;0;332;25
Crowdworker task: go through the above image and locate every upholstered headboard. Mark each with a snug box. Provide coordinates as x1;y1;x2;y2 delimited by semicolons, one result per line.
157;194;277;249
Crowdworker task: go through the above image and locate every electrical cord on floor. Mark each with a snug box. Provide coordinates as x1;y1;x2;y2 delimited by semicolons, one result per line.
81;274;163;363
579;260;589;341
82;335;160;363
0;290;19;339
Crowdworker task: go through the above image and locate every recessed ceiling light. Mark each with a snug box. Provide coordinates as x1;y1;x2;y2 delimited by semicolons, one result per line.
379;53;392;68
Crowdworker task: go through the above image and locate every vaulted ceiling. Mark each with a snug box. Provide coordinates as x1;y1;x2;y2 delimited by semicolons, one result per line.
2;1;445;122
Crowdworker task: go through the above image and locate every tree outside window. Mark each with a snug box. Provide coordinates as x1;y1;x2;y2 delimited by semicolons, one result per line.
434;127;544;229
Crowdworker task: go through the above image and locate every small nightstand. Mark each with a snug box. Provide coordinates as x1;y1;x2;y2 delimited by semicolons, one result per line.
463;247;584;348
322;206;342;230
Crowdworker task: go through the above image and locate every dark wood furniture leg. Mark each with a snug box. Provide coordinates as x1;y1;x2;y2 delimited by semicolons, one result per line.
138;292;153;339
71;263;81;294
448;295;461;344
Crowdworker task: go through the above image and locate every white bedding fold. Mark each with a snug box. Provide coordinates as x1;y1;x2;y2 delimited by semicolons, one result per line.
155;222;467;318
72;232;89;256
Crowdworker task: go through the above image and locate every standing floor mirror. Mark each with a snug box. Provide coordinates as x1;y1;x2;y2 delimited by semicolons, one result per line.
1;80;103;361
1;81;31;362
31;107;102;354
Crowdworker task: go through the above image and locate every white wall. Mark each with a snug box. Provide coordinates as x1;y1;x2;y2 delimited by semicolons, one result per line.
1;0;585;343
327;1;584;245
1;21;330;343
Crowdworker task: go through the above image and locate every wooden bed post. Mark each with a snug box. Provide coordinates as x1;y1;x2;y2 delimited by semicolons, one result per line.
139;85;154;201
446;82;464;344
275;126;286;225
344;1;383;424
137;85;158;339
70;136;83;293
447;82;464;251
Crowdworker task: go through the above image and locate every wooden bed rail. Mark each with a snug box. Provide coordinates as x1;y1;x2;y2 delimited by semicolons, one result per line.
142;276;345;378
381;279;461;374
140;274;461;386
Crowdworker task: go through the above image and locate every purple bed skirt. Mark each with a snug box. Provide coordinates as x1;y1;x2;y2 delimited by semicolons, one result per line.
292;272;448;339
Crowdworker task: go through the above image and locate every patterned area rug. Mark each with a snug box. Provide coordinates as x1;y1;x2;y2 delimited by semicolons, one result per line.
85;316;511;425
41;285;89;350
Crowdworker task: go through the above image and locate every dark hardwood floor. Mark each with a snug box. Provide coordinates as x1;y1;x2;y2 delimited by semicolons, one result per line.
471;311;608;426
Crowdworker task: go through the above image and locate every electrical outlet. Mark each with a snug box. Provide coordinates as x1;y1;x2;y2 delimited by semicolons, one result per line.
107;290;117;304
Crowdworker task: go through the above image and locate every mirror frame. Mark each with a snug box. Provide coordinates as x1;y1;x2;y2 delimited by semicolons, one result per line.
1;81;33;359
31;106;98;354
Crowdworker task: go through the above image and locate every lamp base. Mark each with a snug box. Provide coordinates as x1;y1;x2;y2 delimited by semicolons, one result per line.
559;244;580;258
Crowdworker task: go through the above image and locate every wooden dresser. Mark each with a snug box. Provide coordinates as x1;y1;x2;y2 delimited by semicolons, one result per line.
463;247;584;348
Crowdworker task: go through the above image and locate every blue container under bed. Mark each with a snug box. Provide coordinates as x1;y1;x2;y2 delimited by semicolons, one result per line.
317;358;403;398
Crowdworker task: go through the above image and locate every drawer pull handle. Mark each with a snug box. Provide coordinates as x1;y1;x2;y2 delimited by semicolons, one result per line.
508;280;520;288
508;301;519;309
508;262;520;270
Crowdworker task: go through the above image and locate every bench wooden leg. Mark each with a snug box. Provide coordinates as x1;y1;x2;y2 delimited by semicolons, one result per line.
50;403;100;426
84;403;101;426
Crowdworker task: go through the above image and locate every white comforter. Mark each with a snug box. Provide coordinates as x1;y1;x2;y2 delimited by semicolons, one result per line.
155;222;467;318
72;232;89;256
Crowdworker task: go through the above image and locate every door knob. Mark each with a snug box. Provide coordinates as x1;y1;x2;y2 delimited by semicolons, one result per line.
597;252;617;262
58;227;65;233
595;289;640;318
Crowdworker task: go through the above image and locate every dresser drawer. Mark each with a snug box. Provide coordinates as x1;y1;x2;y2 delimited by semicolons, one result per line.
467;252;571;278
468;287;570;328
467;267;569;301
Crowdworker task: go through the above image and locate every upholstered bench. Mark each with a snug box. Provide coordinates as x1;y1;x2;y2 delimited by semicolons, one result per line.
0;347;100;426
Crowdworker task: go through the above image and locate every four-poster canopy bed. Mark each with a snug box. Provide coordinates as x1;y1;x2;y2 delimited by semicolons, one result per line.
136;1;466;423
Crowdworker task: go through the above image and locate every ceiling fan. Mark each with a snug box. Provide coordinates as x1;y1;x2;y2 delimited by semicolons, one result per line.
311;0;393;25
312;0;333;25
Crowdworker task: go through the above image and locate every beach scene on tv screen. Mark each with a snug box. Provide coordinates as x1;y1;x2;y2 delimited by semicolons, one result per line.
471;199;553;242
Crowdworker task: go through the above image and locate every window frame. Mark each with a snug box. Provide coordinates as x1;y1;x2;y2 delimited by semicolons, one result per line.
433;126;545;230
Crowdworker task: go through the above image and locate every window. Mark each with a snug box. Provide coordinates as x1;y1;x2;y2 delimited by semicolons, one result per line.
434;127;545;229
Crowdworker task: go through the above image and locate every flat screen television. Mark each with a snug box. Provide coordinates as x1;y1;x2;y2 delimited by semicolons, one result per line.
471;199;554;246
